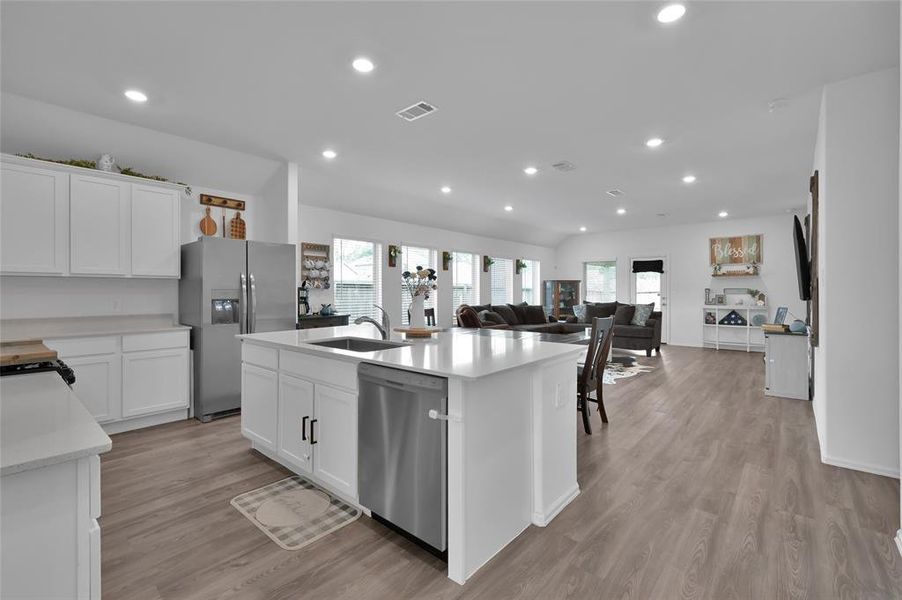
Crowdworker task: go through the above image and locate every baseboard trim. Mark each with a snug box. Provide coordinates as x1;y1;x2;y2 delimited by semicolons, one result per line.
532;484;580;527
102;409;188;435
820;453;900;479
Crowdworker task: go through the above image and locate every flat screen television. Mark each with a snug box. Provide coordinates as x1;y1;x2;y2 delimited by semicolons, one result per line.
793;215;812;301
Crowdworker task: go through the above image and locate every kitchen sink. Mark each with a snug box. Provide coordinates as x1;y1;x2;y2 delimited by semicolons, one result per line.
307;337;407;352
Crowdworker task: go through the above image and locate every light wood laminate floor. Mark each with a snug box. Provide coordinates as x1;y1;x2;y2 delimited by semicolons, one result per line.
101;346;902;599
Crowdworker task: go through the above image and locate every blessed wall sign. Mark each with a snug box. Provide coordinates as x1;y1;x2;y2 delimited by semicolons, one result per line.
709;234;763;265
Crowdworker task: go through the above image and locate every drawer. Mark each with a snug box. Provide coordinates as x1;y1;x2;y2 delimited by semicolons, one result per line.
122;330;188;352
280;350;357;391
44;336;118;357
243;343;279;370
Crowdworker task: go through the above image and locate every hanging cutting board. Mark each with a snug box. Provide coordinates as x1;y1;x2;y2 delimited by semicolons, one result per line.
230;211;246;240
199;207;217;236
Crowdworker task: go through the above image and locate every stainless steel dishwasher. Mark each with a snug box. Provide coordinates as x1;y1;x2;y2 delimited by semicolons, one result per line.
357;363;448;555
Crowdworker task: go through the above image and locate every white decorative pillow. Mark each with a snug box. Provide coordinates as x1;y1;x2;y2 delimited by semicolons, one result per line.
572;304;587;323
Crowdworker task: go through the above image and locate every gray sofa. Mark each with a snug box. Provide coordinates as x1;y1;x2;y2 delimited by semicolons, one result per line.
461;303;590;335
577;301;662;356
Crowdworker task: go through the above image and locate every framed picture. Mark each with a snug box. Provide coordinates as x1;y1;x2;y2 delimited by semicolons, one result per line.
709;234;763;265
774;306;788;324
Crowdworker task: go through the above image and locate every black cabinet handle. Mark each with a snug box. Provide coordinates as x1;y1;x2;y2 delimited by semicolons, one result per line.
310;419;318;445
301;416;308;440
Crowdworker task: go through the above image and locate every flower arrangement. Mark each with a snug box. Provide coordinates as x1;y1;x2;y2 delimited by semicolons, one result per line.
402;266;437;299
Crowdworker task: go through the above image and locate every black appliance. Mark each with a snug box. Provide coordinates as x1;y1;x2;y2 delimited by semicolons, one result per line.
793;215;812;301
0;359;76;385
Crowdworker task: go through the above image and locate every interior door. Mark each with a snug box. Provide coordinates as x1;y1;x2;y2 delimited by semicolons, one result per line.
247;241;296;333
630;257;669;343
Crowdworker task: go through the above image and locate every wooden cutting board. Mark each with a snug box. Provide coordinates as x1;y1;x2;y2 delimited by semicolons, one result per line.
0;340;58;366
230;211;246;240
199;207;217;236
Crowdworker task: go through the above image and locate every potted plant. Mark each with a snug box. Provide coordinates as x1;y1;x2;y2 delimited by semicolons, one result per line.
388;245;401;268
442;251;453;271
483;256;495;273
515;259;528;274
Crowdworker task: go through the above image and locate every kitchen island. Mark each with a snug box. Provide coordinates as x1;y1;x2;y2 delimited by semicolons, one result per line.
238;325;583;584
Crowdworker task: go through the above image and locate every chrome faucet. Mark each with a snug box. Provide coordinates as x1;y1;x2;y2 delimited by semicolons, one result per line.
354;305;391;340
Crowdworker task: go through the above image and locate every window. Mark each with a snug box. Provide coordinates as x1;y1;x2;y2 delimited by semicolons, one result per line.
491;258;513;304
520;259;540;304
401;245;438;325
452;251;479;315
333;238;382;320
585;261;616;303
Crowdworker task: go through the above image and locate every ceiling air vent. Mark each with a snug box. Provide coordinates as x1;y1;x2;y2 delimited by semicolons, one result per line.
396;101;437;122
606;189;625;197
552;161;576;172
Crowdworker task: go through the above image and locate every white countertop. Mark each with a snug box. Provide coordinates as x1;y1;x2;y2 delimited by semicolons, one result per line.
238;325;584;380
1;373;112;476
0;314;189;342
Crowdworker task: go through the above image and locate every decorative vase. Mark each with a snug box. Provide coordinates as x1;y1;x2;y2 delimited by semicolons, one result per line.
409;294;426;328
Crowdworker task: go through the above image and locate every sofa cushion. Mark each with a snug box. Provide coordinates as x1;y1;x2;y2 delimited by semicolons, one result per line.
613;304;635;325
613;324;654;339
586;301;619;319
524;305;548;325
491;304;519;325
631;302;655;326
478;310;507;325
508;303;529;324
469;304;491;315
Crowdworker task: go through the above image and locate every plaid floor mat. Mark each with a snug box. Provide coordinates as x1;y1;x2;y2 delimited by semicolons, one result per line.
230;475;361;550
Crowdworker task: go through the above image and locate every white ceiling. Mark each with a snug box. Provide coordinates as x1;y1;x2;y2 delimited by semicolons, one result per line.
1;1;898;247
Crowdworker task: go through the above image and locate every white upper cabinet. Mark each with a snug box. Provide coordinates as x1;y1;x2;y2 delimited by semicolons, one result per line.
0;162;69;274
131;184;180;277
69;174;131;276
0;155;183;278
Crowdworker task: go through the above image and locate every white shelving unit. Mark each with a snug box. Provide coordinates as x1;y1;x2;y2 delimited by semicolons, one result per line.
702;305;768;352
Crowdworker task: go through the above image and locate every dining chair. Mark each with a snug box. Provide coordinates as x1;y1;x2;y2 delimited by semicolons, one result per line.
577;316;614;434
407;307;437;326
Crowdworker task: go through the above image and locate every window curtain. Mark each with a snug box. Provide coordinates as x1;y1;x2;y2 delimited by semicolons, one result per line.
632;259;664;273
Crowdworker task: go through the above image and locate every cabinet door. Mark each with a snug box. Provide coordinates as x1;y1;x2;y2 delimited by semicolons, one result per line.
64;354;121;423
241;363;278;450
278;373;314;473
121;348;189;417
131;184;180;277
313;384;357;499
0;162;69;274
70;174;130;275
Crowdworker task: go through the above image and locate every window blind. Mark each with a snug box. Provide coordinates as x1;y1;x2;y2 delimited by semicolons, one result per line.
585;261;616;303
333;238;382;320
401;245;437;325
521;259;540;304
452;252;479;319
491;258;513;304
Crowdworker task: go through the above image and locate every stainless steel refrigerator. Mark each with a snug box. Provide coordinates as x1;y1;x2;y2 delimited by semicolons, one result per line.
180;238;296;421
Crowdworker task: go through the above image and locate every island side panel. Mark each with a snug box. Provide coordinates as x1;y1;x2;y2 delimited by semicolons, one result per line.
450;370;533;583
531;355;579;526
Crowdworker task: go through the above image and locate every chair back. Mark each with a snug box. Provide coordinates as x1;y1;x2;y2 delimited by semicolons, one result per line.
425;308;436;326
580;317;614;388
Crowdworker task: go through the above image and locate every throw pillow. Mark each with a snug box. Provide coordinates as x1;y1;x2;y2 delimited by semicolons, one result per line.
491;304;519;325
613;304;636;326
631;302;655;326
585;302;618;321
478;310;507;325
524;305;548;325
572;304;587;323
508;303;529;324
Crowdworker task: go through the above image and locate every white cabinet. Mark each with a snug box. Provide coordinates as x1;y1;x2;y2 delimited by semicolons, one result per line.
242;363;279;450
131;184;180;277
765;333;809;400
0;162;69;274
122;348;189;418
312;384;358;499
65;353;121;423
278;374;314;473
69;174;131;276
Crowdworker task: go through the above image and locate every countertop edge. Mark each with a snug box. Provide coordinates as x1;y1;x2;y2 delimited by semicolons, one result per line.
0;439;112;477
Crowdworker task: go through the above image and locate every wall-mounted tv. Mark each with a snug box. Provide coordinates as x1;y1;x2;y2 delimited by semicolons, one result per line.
793;215;812;301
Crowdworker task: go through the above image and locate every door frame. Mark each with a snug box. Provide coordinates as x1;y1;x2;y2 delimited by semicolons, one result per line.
628;255;670;344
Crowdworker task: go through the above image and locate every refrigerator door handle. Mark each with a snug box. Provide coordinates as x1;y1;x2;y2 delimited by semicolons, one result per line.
249;273;257;333
239;273;247;335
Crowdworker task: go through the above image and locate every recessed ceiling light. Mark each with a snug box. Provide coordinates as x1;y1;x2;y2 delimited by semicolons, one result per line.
124;89;147;103
645;137;664;148
440;186;452;194
523;166;538;176
656;3;686;23
352;57;375;73
579;226;587;232
719;211;729;218
682;174;697;183
504;205;514;212
322;149;337;159
617;208;627;215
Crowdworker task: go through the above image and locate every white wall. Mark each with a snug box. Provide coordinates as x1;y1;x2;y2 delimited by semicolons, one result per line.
554;214;806;347
297;204;556;327
813;67;900;478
